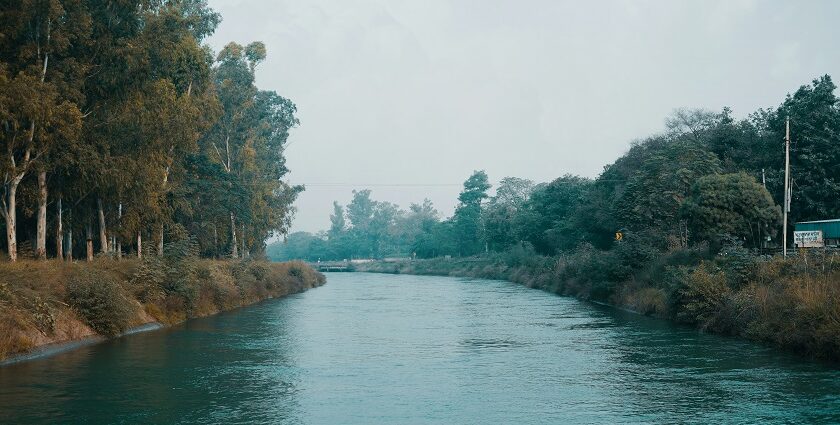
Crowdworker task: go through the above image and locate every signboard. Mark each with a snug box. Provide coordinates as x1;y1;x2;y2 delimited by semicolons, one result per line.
794;230;824;248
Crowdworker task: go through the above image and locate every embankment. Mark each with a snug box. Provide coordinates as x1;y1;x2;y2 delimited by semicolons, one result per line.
355;250;840;362
0;259;325;363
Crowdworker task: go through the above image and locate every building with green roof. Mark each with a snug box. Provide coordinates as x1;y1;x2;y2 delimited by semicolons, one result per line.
794;219;840;248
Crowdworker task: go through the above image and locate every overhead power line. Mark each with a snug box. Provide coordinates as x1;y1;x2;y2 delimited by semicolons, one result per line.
291;183;462;187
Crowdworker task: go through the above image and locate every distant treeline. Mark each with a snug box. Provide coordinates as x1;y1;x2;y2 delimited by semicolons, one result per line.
1;1;299;262
272;76;840;359
270;75;840;263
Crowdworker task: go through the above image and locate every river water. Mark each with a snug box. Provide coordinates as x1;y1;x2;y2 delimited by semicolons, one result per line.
2;273;840;424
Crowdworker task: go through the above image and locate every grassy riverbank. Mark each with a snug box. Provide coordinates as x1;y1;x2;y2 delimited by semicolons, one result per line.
0;257;325;362
356;246;840;361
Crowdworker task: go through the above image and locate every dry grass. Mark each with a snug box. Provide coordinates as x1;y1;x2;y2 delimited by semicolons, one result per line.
621;286;669;316
0;259;325;361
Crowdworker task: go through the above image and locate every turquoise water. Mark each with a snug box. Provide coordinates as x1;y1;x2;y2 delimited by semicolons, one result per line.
1;272;839;424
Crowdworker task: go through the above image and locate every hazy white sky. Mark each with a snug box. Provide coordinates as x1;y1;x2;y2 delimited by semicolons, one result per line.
206;0;840;233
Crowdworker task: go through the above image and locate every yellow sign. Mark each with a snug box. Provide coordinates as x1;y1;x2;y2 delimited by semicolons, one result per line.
615;232;623;241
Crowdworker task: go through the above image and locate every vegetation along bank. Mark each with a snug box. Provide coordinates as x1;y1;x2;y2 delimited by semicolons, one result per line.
355;249;840;362
0;2;325;364
0;250;324;363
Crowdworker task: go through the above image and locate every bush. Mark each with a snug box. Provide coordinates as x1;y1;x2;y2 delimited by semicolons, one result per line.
625;287;669;316
66;271;135;337
714;238;760;289
675;263;730;329
131;238;200;308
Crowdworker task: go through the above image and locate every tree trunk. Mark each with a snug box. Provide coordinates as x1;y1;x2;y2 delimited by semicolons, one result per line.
137;231;142;259
36;171;48;259
56;197;63;260
241;223;246;258
3;184;18;262
115;203;122;260
65;209;73;261
86;219;93;261
97;198;108;254
213;224;218;259
157;224;164;256
230;212;238;258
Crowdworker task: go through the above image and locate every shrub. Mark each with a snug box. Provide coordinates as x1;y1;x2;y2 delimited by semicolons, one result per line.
714;238;760;289
131;238;200;307
66;271;135;337
675;263;730;329
288;262;305;279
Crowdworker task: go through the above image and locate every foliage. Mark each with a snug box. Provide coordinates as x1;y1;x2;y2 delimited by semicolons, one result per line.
1;1;298;262
515;175;592;254
131;237;200;306
673;263;730;329
66;270;135;337
483;177;534;251
682;172;781;248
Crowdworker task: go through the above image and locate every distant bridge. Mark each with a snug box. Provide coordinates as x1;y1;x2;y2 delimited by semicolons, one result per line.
308;258;414;272
309;261;353;272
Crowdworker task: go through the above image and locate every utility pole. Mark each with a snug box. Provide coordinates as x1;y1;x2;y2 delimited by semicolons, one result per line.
783;117;791;258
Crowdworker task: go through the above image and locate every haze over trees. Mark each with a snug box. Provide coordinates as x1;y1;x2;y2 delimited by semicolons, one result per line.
270;75;840;263
1;1;299;262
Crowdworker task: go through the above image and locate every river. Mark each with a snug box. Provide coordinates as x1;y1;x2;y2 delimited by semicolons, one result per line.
1;273;839;424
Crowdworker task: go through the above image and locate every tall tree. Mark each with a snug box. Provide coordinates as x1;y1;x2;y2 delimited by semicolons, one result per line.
771;75;840;224
483;177;534;251
329;202;346;239
452;170;491;256
0;0;87;260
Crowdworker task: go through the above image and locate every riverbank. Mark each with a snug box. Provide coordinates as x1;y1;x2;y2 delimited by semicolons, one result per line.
0;258;325;363
355;248;840;361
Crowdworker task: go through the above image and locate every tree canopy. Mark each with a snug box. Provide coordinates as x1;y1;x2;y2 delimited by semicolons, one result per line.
1;1;299;262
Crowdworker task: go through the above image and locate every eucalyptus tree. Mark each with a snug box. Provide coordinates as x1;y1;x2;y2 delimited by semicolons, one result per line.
201;40;299;257
73;0;219;258
239;89;300;255
141;1;219;255
0;0;87;261
1;1;302;262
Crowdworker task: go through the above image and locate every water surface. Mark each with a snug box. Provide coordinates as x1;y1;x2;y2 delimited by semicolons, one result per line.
2;273;839;423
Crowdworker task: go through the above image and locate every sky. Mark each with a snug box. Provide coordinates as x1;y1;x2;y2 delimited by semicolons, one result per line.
205;0;840;233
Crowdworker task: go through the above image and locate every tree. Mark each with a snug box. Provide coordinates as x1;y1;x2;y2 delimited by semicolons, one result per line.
1;2;300;262
771;75;840;223
369;201;402;257
483;177;533;251
347;189;376;231
201;40;296;258
614;138;722;248
682;173;781;248
398;199;438;255
328;202;346;239
0;0;87;261
515;175;591;254
452;170;491;256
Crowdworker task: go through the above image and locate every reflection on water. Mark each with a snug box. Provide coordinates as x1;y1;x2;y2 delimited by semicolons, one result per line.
1;272;839;424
